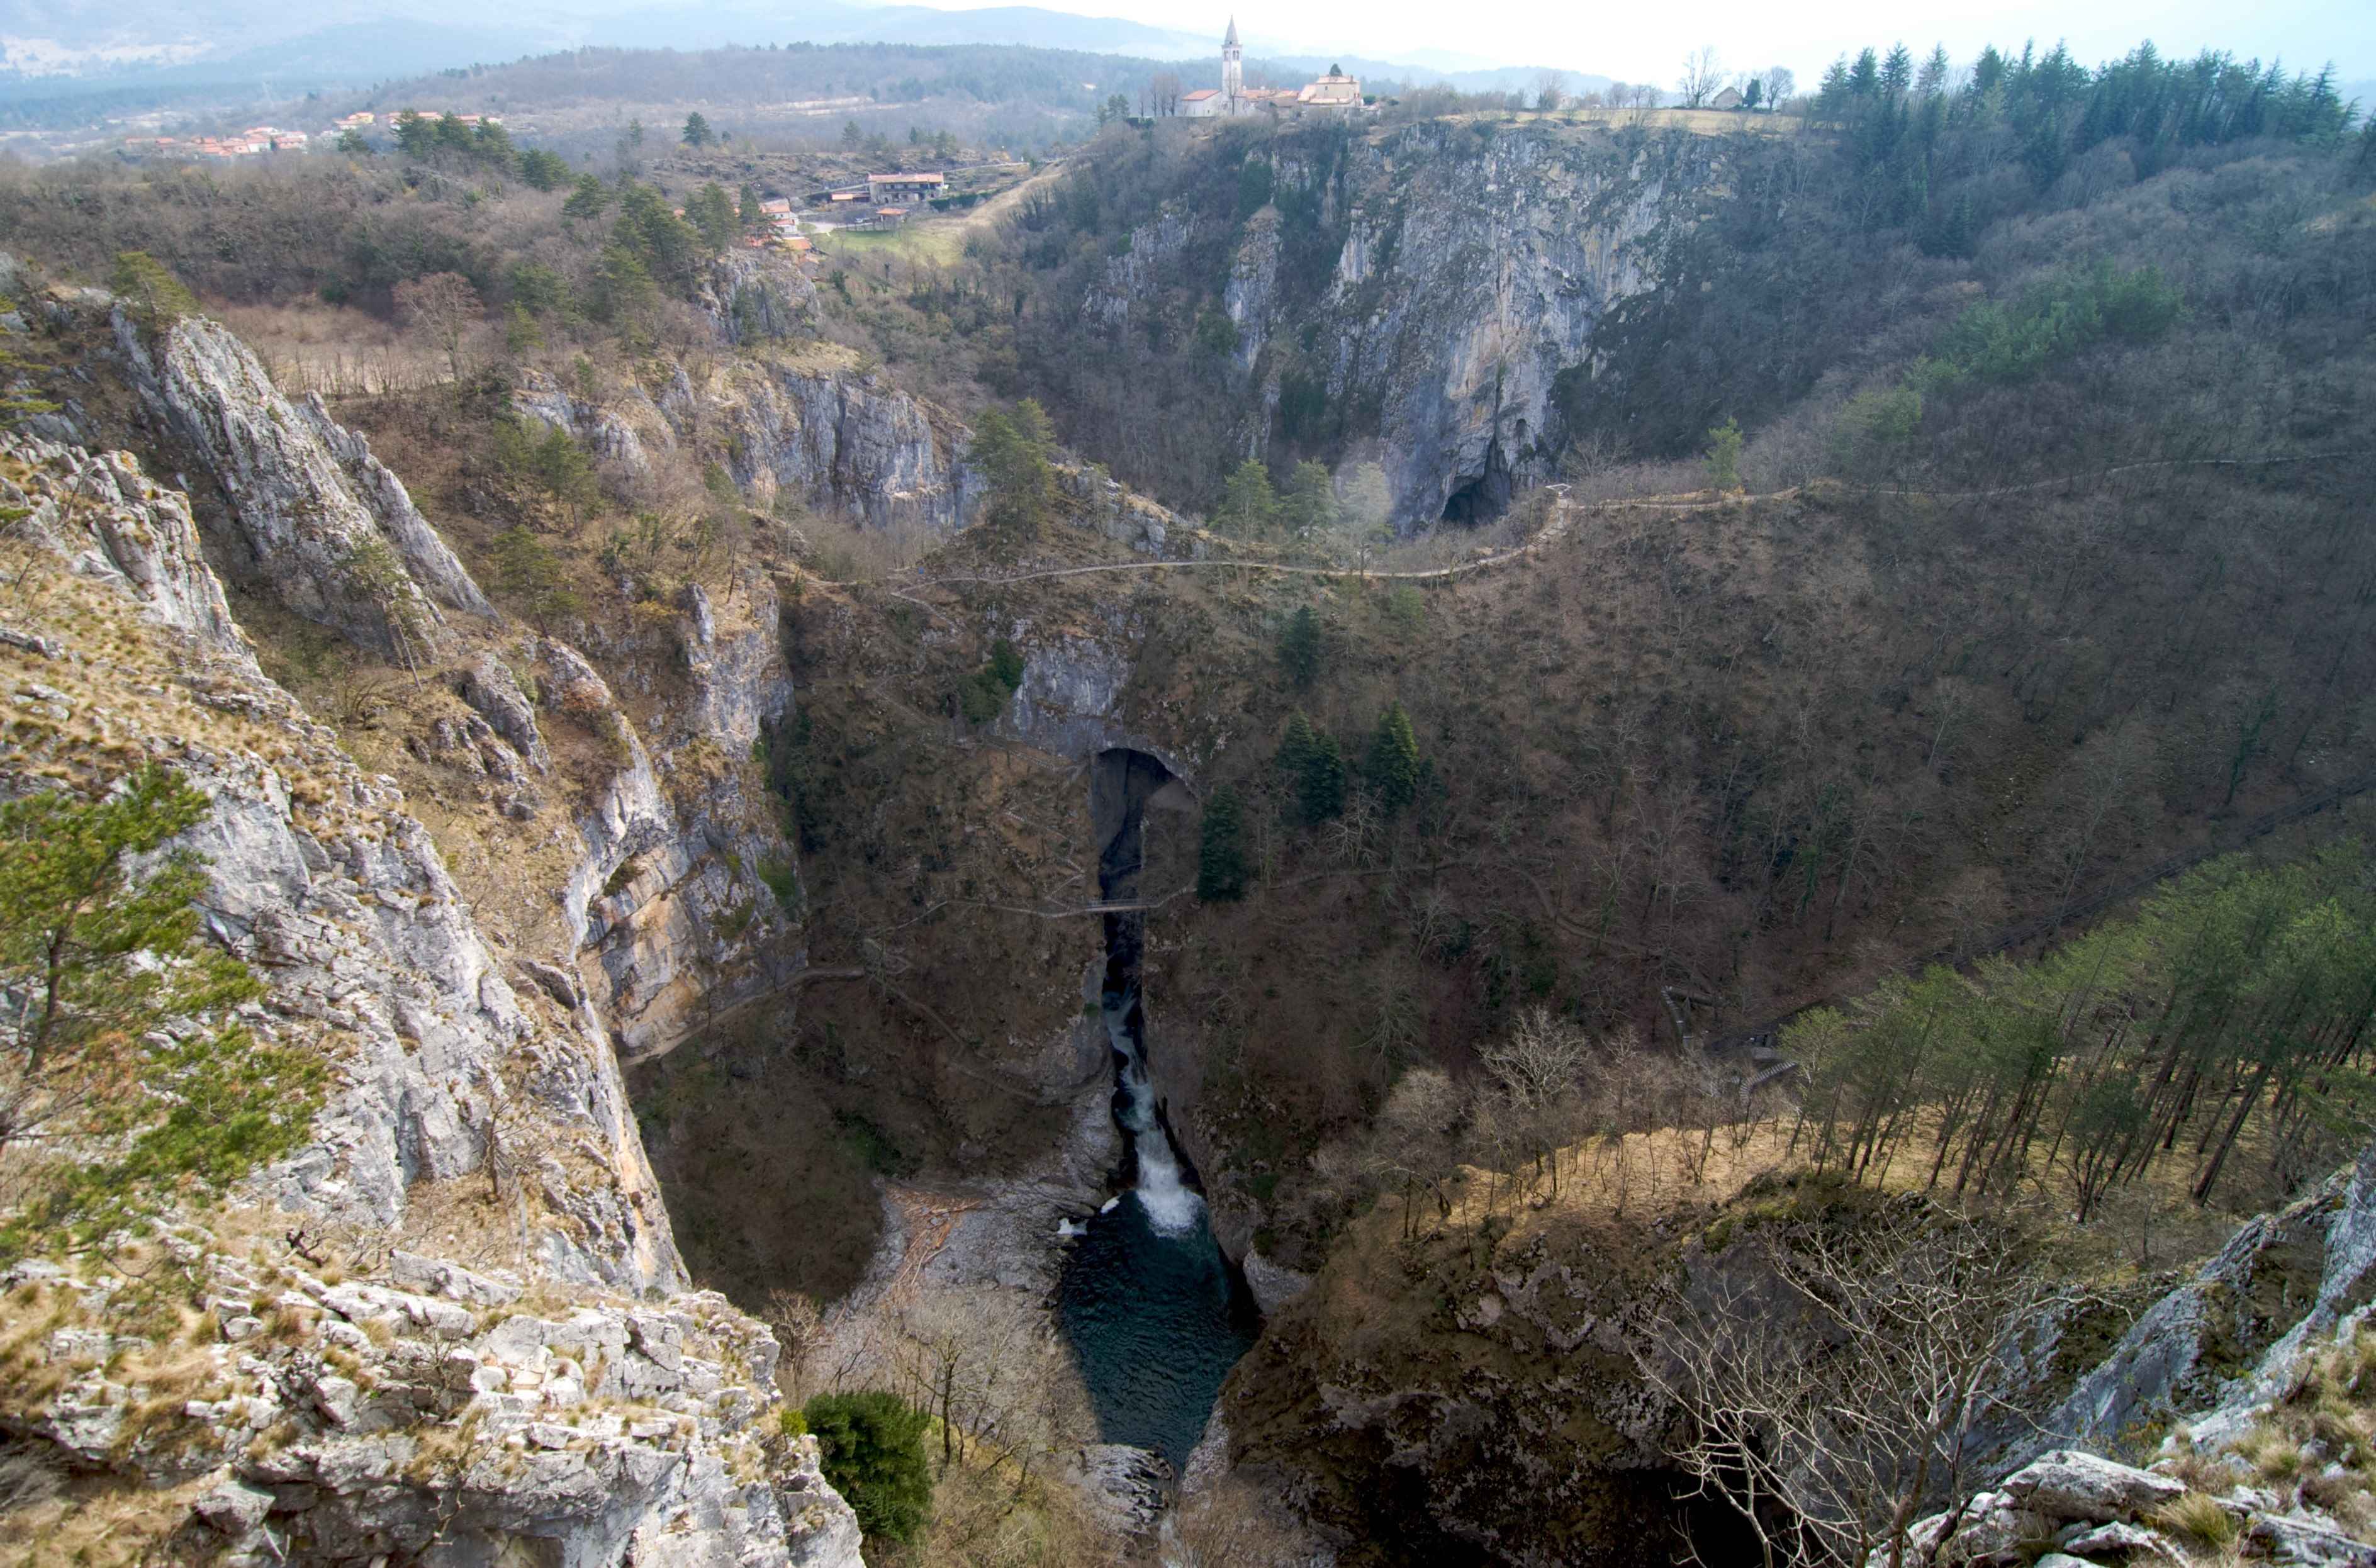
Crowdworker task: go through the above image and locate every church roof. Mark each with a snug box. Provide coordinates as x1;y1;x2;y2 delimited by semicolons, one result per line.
1224;16;1239;46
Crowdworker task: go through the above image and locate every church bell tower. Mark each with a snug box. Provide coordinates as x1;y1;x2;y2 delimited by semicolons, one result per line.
1222;17;1243;107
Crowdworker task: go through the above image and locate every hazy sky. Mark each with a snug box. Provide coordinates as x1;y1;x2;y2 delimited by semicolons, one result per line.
898;0;2373;84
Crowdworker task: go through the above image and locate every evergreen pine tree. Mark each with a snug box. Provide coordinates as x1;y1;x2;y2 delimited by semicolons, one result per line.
1298;731;1345;825
1704;418;1744;492
804;1392;933;1542
971;400;1057;531
1279;604;1322;689
1367;700;1421;817
1197;786;1249;900
1276;711;1316;778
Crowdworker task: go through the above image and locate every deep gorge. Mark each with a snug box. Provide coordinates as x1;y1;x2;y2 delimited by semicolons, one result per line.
1060;748;1261;1474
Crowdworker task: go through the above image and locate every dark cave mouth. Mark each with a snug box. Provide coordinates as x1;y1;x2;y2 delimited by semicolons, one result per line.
1440;436;1517;525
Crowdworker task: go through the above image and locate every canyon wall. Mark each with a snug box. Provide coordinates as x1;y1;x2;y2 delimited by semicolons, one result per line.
1080;120;1723;525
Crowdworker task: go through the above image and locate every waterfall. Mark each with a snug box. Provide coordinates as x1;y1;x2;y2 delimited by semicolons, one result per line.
1059;749;1259;1473
1105;992;1203;1235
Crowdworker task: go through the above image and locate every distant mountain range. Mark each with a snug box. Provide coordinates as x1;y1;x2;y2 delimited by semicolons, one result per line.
0;0;1595;95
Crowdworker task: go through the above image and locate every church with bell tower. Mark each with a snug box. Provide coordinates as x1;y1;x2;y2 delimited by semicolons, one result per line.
1177;17;1364;117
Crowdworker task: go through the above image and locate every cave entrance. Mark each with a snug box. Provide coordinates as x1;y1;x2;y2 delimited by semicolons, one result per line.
1440;434;1515;525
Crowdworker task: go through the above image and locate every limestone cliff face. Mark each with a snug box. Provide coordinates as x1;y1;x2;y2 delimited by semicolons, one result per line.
698;248;822;347
534;588;805;1060
0;430;861;1568
1089;121;1723;525
518;354;978;533
113;308;495;653
31;271;807;1070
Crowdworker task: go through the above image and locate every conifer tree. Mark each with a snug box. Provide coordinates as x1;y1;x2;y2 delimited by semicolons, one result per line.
1197;786;1249;901
1705;418;1744;492
804;1392;933;1542
0;765;321;1257
971;400;1057;530
1367;700;1421;817
1276;711;1316;778
1298;731;1346;826
1279;603;1323;690
1217;458;1279;536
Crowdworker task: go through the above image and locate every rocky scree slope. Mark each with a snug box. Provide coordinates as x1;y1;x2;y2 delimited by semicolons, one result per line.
0;405;859;1559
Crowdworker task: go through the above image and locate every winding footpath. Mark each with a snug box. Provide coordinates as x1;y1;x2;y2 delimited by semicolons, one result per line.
834;450;2362;596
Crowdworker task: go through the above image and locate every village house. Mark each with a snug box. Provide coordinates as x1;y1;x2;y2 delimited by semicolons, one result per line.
865;171;946;204
1296;70;1363;109
1710;86;1744;109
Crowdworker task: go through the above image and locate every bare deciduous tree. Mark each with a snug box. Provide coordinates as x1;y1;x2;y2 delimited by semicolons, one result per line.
885;1286;1096;1494
1367;1067;1464;1238
1636;1201;2058;1568
393;271;482;384
1479;1005;1591;1107
1679;47;1724;109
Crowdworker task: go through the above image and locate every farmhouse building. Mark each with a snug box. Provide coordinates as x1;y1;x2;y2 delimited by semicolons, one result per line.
866;171;946;204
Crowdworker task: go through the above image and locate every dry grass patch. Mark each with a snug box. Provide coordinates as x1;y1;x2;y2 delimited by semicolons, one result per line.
2151;1489;2240;1548
0;1470;209;1568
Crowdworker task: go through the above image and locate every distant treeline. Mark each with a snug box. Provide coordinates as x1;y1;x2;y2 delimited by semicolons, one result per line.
365;41;1182;123
1586;36;2370;461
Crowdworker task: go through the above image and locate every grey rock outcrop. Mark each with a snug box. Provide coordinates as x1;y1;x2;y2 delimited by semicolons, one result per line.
4;435;239;648
115;310;492;654
2002;1450;2185;1520
514;367;670;480
696;359;979;532
518;354;977;532
1874;1452;2185;1567
11;1250;861;1568
459;653;551;773
2032;1148;2376;1457
2;431;674;1292
537;587;803;1058
0;431;863;1567
698;249;820;345
1056;461;1185;557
